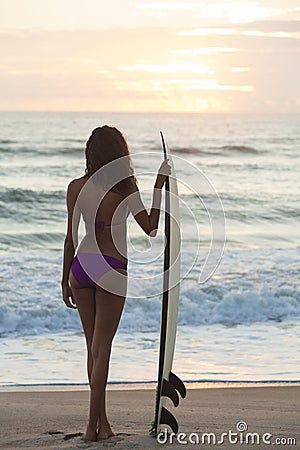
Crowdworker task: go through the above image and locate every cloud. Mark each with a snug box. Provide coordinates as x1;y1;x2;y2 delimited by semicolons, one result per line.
178;20;300;40
237;19;300;32
172;47;241;55
242;30;300;39
178;28;238;36
197;2;283;24
114;78;254;92
139;2;199;9
169;79;254;92
231;67;251;73
119;63;213;74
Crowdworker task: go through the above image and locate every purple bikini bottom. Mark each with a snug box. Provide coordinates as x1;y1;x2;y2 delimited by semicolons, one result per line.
71;253;127;288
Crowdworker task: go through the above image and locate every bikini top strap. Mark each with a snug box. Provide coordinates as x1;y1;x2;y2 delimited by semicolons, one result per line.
95;220;125;230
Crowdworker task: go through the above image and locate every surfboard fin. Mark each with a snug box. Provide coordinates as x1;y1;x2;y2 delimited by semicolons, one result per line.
161;378;179;407
169;371;187;399
160;406;179;434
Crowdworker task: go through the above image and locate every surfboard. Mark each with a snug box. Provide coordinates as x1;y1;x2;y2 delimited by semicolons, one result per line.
150;132;186;436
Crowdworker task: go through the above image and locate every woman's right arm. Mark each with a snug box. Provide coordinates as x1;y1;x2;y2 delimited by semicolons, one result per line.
127;160;171;236
61;179;81;308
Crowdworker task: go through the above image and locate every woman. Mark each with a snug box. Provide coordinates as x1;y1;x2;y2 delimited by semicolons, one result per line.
61;126;170;441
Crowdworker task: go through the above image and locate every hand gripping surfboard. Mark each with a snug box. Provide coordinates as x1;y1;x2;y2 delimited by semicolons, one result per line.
150;132;187;437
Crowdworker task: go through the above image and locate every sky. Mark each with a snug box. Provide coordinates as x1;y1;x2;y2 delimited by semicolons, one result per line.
0;0;299;113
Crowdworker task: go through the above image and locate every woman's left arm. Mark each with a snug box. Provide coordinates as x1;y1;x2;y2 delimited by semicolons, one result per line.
61;180;80;309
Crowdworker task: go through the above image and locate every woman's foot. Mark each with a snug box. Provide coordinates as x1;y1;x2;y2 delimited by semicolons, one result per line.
83;425;97;442
97;421;115;440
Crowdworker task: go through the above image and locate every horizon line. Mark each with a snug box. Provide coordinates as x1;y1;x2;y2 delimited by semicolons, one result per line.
0;110;298;115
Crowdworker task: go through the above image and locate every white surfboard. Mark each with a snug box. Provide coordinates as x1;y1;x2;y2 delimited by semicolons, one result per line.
150;132;186;436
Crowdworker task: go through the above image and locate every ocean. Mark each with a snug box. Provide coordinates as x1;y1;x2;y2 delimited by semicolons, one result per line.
0;111;299;388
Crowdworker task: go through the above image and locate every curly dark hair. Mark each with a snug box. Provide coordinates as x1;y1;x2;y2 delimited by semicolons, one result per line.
85;126;136;196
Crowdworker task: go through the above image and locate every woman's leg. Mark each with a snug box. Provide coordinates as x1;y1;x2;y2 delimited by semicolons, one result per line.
88;286;125;440
69;273;98;440
70;272;95;383
70;285;95;382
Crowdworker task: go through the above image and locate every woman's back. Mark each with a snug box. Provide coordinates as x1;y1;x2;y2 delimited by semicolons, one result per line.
73;175;129;262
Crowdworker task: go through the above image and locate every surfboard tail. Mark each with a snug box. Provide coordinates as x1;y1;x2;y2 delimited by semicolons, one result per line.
169;371;187;399
160;407;179;434
161;378;179;407
161;371;187;405
150;407;179;436
149;371;187;436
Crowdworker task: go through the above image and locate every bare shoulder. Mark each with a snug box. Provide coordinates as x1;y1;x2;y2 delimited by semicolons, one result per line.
126;181;139;195
67;175;87;200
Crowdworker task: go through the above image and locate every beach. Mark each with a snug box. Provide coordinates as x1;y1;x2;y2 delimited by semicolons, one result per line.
0;385;299;449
